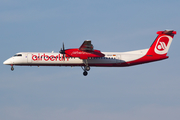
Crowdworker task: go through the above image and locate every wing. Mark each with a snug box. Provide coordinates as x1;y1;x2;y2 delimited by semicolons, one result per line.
79;40;94;51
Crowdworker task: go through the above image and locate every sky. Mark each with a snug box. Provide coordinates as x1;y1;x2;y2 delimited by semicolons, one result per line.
1;0;180;120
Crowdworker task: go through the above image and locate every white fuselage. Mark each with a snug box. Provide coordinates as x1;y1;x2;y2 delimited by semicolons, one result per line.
3;49;149;67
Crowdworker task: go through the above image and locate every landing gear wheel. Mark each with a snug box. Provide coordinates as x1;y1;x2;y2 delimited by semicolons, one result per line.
11;66;14;71
81;65;90;76
83;71;88;76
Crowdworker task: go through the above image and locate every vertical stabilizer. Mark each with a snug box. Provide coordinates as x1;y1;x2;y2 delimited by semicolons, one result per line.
147;30;176;56
123;30;177;66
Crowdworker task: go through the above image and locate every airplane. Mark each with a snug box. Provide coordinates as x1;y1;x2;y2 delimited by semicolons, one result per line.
3;30;176;76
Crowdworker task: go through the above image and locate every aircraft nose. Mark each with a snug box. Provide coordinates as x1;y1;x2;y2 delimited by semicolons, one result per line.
3;60;8;65
3;59;12;65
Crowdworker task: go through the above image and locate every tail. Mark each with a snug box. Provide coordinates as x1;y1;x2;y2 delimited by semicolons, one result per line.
124;30;176;66
147;30;176;56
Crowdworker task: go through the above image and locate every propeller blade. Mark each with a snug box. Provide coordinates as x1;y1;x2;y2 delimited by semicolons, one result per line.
59;42;66;61
59;42;65;54
63;42;65;51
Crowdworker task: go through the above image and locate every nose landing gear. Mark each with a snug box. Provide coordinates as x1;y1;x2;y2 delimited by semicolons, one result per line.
11;65;14;71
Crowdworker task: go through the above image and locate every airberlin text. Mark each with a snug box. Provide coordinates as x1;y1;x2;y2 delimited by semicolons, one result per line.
32;53;69;61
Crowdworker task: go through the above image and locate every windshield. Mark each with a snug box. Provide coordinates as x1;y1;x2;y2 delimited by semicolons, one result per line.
13;54;22;57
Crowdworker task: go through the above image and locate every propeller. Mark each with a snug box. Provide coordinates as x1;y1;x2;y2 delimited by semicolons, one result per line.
59;42;66;60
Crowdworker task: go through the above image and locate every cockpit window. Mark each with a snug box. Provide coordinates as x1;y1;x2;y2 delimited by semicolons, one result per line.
13;54;22;57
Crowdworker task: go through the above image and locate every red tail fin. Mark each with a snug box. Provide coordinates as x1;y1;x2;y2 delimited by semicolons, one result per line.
147;30;176;56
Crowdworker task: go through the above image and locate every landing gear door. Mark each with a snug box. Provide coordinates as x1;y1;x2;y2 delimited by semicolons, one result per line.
27;53;32;63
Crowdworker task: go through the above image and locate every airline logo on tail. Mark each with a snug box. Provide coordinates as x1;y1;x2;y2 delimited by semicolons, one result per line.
154;35;172;55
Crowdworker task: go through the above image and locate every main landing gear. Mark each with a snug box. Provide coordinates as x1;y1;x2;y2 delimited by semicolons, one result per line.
82;59;90;76
11;65;14;71
81;66;90;76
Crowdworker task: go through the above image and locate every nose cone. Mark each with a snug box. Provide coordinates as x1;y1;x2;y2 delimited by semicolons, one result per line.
3;60;9;65
3;59;12;65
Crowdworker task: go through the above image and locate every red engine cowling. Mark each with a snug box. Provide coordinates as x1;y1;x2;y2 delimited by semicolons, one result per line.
65;49;105;59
